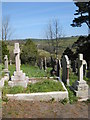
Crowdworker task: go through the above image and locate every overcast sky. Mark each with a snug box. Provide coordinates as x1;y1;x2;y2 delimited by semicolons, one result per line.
2;2;88;39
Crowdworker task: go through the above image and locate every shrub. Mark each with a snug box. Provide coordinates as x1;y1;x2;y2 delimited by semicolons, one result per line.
21;39;38;65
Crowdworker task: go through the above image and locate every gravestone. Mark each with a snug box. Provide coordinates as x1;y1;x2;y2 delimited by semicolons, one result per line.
62;55;70;85
56;59;61;77
72;60;76;72
8;43;29;88
83;60;87;77
10;60;12;65
3;55;9;73
43;57;47;71
50;58;56;76
41;58;43;70
72;54;88;100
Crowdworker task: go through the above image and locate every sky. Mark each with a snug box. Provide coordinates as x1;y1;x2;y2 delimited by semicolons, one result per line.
2;2;88;40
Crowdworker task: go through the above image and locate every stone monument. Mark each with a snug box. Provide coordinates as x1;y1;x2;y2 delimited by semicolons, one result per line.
62;55;70;85
43;57;47;71
3;55;9;73
56;59;61;77
83;60;87;77
8;43;29;88
41;58;43;70
10;60;12;65
72;54;88;100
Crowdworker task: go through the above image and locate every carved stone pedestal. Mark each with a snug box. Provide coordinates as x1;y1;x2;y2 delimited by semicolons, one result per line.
8;70;29;88
72;80;88;99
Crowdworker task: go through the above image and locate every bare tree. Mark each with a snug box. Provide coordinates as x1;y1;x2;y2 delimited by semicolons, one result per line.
45;19;65;56
2;16;12;41
53;19;63;57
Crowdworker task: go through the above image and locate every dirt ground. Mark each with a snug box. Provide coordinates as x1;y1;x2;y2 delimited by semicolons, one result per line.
2;100;89;119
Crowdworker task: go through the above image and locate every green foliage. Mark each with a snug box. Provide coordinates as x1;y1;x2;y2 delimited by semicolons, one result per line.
2;81;25;96
9;86;25;94
26;80;65;93
75;35;90;63
2;41;10;63
62;47;74;61
69;71;78;86
8;64;50;77
71;2;90;29
67;87;78;104
21;39;38;65
59;98;68;105
2;81;10;97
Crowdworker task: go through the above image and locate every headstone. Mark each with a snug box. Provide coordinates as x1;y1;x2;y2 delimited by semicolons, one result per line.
72;60;76;72
8;43;29;88
56;58;61;77
3;55;9;73
44;57;47;71
72;54;89;100
83;60;87;77
50;58;56;76
41;58;43;70
62;55;70;85
10;60;12;65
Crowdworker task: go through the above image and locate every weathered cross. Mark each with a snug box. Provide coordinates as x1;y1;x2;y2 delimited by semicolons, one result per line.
77;54;87;81
4;55;8;70
14;43;20;72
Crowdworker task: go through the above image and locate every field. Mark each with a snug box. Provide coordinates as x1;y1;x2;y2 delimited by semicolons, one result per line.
6;36;78;59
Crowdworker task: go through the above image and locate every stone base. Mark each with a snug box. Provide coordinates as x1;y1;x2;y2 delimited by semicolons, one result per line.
3;69;9;73
71;80;89;99
8;70;29;88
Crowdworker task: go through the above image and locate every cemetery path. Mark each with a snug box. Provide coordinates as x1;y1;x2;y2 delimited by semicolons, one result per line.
2;100;89;118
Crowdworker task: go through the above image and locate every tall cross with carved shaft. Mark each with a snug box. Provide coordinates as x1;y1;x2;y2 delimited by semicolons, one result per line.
14;43;20;72
76;54;87;81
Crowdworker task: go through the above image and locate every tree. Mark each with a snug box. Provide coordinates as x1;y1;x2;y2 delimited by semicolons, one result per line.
21;39;38;65
45;19;64;56
71;2;90;35
53;19;63;57
2;41;10;63
62;47;74;61
45;21;55;54
75;35;90;66
2;16;13;41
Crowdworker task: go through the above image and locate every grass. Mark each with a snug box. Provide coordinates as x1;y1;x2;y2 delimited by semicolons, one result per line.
2;79;65;98
69;70;78;86
26;79;65;93
8;64;51;77
66;86;78;104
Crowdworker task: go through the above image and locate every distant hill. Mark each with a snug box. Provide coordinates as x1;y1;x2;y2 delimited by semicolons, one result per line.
5;36;79;58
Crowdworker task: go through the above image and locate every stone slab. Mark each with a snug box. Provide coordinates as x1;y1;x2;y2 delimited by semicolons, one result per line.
6;91;68;101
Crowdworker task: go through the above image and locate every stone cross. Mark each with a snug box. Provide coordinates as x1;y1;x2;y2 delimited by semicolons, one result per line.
77;54;87;81
72;54;89;99
62;55;70;85
8;43;29;88
83;60;87;77
14;43;20;72
10;60;12;65
41;58;43;70
4;55;8;70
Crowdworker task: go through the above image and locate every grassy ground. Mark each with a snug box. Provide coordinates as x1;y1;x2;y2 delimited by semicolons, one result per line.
8;64;52;77
2;79;65;98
